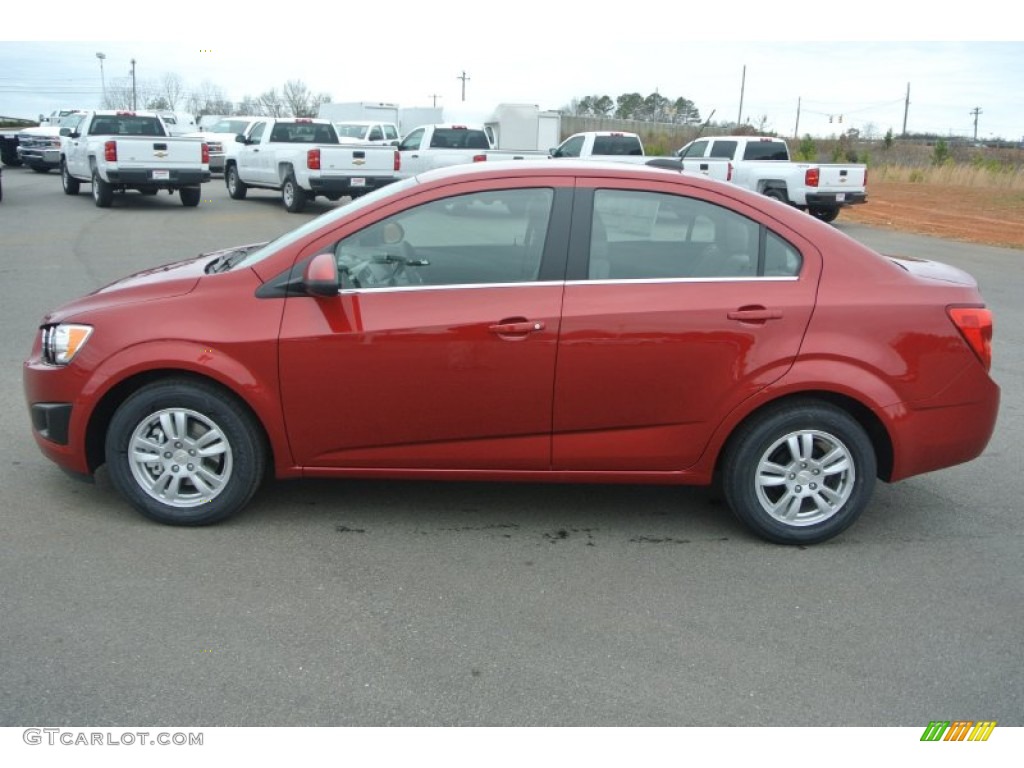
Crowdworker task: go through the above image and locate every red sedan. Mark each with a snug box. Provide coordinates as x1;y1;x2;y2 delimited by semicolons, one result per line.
23;162;999;543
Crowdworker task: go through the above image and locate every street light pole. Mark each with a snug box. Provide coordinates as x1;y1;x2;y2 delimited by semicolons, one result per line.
95;52;106;107
130;58;137;110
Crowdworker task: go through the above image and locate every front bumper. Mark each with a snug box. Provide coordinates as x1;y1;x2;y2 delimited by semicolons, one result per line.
16;146;61;167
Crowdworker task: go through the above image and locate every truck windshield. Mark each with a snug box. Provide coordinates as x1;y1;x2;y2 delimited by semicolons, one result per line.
209;119;254;135
335;124;370;139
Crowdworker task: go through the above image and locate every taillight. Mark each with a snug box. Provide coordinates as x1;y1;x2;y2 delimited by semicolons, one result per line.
307;148;320;170
393;150;400;172
805;167;819;187
948;306;993;372
104;140;117;162
864;167;868;187
472;154;487;163
201;142;209;164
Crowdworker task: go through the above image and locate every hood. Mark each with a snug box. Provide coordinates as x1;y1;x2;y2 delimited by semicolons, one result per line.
18;126;61;137
886;255;977;286
41;247;234;324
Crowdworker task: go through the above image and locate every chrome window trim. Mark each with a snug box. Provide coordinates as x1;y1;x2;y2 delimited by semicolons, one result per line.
337;275;799;295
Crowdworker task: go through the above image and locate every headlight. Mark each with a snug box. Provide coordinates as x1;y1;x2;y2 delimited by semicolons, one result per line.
41;324;93;365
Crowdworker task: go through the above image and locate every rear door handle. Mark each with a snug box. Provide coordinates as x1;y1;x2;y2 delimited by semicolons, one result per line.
728;307;782;322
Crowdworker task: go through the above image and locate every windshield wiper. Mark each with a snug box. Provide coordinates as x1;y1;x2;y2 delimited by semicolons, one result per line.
205;244;262;274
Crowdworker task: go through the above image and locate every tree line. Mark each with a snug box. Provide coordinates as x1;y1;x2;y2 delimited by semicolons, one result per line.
101;73;330;118
564;92;702;124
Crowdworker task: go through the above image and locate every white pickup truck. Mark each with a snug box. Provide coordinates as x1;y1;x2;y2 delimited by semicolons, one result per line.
16;111;87;173
396;124;547;178
334;120;400;145
224;117;400;212
185;116;265;173
60;110;210;208
551;131;734;182
677;135;867;222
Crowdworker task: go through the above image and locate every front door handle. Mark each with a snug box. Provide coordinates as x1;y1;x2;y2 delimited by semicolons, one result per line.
728;307;782;323
489;319;546;338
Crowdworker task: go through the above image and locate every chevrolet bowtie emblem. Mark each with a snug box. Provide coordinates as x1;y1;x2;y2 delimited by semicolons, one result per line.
352;159;366;166
154;150;168;158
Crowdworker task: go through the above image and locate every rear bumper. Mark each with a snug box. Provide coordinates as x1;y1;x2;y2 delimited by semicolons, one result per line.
105;169;210;186
308;175;398;195
885;362;1000;481
806;191;867;207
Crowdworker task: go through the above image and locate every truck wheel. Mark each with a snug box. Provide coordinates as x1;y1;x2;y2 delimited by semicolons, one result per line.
282;174;307;213
722;399;876;545
179;187;201;207
104;378;267;526
809;206;840;223
92;169;113;208
764;188;790;205
61;160;80;195
225;163;247;199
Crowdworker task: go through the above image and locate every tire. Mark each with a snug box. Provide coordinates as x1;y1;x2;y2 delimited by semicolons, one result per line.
92;168;113;208
809;206;840;223
722;399;876;545
104;379;267;526
179;186;201;207
763;187;789;205
225;163;247;200
281;173;307;213
61;160;80;195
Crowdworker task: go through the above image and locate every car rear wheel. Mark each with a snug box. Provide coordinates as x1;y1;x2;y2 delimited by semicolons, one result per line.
92;169;113;207
763;187;789;205
61;160;80;195
179;186;201;207
282;174;307;213
105;379;267;526
809;206;840;223
225;163;247;199
722;400;876;544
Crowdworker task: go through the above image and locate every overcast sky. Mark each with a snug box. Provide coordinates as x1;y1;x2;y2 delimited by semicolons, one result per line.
2;4;1021;141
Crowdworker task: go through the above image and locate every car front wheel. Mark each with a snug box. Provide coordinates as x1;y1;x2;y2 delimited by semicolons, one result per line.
104;379;266;526
722;400;877;544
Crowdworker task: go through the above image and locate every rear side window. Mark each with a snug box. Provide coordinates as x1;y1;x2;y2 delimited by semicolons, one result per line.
587;189;801;280
709;140;738;159
742;141;790;161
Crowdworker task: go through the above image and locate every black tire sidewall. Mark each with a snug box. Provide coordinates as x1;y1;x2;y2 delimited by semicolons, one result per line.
104;381;265;526
723;402;877;544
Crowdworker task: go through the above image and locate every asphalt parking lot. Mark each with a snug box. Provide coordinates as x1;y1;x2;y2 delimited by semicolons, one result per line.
1;167;1021;726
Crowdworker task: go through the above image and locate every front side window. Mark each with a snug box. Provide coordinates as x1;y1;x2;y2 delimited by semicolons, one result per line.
679;139;708;158
398;128;424;151
554;135;584;157
248;122;266;143
332;188;554;290
588;189;800;280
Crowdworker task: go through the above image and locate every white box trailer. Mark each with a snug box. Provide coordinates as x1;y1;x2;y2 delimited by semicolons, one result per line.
318;101;400;124
485;103;562;152
397;106;444;137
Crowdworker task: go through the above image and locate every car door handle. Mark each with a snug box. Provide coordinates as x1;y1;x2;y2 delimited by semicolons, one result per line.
489;319;546;338
727;307;782;322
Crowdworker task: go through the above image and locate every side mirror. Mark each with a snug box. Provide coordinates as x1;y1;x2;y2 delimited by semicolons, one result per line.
302;253;340;297
549;147;561;157
59;128;71;137
235;134;247;144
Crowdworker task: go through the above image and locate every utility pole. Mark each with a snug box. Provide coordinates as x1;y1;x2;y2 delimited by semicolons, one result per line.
130;58;137;110
95;52;106;107
902;82;910;137
737;65;746;126
428;93;440;108
794;96;801;139
456;71;470;102
970;107;983;140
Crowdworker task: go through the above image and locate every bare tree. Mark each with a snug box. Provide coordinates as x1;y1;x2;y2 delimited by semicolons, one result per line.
257;88;287;117
160;73;186;111
188;80;232;118
282;80;331;118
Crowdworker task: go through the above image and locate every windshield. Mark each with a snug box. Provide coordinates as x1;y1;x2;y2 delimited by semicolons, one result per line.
210;119;255;134
234;177;422;269
335;124;369;139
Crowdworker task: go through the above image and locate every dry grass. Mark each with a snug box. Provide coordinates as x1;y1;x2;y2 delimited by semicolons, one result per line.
870;163;1024;189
